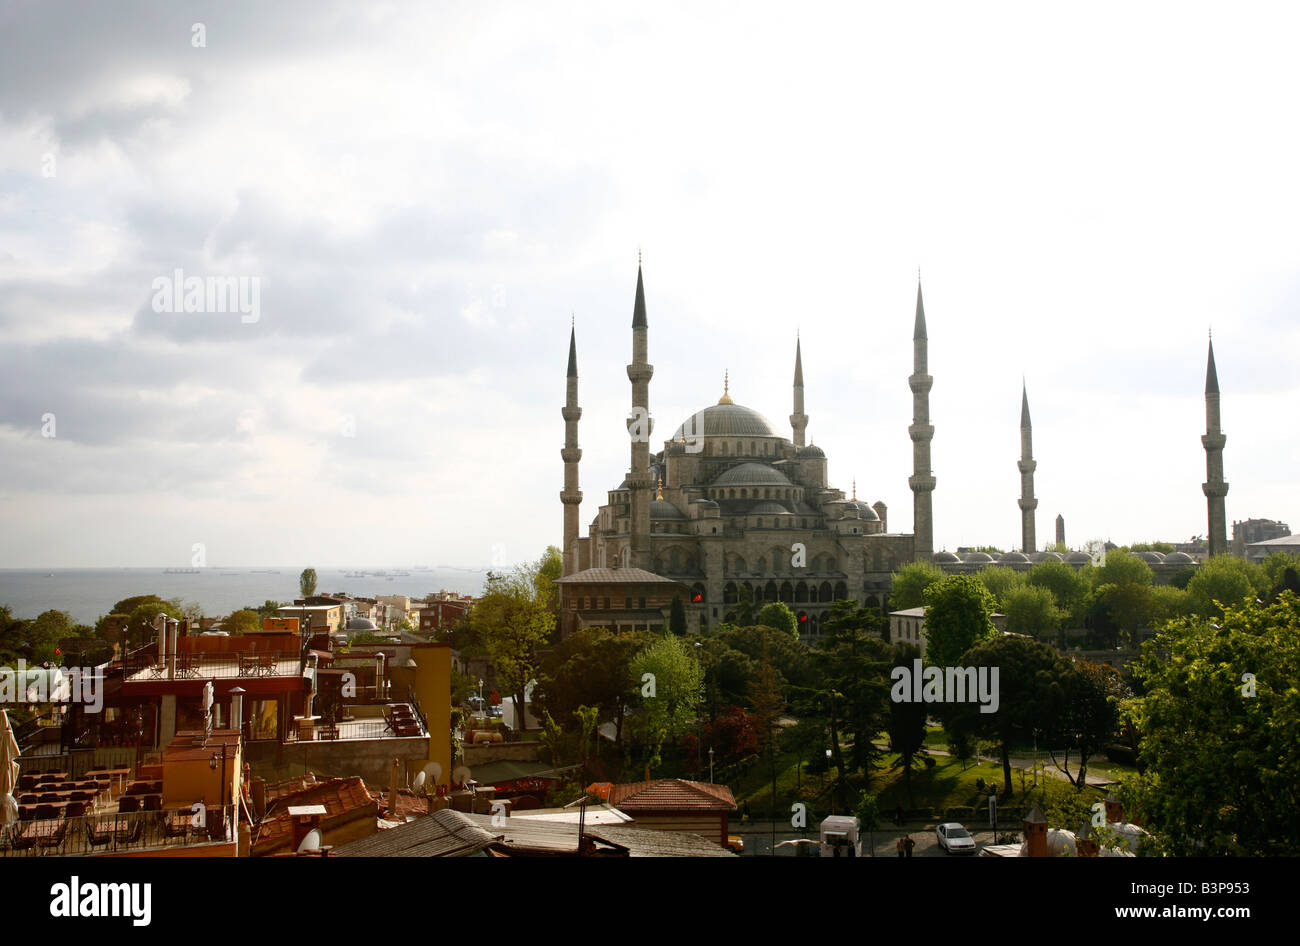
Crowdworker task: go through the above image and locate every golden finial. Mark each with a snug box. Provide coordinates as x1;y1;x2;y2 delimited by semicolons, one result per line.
638;247;642;267
718;369;734;405
656;475;664;500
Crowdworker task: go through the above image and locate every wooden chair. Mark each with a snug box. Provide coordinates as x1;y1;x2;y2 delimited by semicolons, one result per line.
161;811;190;844
118;795;141;814
84;818;113;851
114;817;143;845
9;821;40;853
36;819;68;854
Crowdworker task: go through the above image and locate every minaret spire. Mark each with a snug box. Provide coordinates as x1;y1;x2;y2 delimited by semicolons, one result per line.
1202;337;1228;556
626;259;654;570
560;321;583;580
1018;380;1038;553
790;336;808;447
908;277;935;561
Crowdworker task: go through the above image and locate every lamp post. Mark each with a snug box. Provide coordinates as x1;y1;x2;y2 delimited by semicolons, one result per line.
708;747;714;784
826;748;834;815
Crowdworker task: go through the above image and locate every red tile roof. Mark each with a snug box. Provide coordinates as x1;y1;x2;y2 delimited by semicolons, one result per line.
598;779;736;812
254;777;377;852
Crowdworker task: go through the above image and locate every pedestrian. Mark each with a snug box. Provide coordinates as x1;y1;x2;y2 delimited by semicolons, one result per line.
896;835;905;858
904;833;915;858
894;803;905;827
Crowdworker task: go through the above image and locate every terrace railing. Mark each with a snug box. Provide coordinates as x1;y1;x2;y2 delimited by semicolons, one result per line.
0;804;237;857
121;650;301;681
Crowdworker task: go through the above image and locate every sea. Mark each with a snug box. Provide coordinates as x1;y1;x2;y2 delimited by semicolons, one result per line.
0;566;495;625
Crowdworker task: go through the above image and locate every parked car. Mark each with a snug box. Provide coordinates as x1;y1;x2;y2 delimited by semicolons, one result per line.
936;822;978;854
726;835;744;854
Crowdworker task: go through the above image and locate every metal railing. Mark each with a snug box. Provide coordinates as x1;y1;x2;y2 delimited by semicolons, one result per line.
121;650;301;681
407;687;429;734
0;805;236;857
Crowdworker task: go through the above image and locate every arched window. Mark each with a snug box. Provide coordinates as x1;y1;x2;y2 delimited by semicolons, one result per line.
795;582;809;603
834;581;848;600
819;581;833;602
780;581;794;603
764;580;778;602
724;582;738;604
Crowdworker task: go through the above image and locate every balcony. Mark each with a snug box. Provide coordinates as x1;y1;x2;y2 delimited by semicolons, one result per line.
122;650;303;683
1;805;237;857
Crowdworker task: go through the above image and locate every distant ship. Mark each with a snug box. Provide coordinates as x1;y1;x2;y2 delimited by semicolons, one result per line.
164;568;201;574
250;569;281;574
344;571;367;578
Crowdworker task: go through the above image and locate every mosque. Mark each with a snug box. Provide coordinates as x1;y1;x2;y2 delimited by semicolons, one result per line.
553;263;1225;639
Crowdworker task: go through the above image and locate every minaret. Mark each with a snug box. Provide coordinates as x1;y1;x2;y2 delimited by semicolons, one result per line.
1018;382;1038;554
1056;514;1065;549
790;335;808;447
908;277;936;561
626;259;654;570
1202;336;1229;556
560;321;583;577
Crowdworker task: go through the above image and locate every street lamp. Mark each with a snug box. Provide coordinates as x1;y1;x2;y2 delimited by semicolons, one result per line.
826;748;834;814
708;747;714;784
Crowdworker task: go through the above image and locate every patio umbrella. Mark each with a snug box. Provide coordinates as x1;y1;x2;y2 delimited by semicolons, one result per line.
0;708;20;828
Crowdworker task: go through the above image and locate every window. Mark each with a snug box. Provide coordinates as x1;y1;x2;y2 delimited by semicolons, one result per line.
639;596;646;609
625;596;632;609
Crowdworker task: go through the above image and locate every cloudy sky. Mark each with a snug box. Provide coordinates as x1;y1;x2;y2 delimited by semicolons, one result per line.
1;1;1297;569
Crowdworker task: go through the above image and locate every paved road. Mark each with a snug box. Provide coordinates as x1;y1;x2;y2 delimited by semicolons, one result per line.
731;820;992;858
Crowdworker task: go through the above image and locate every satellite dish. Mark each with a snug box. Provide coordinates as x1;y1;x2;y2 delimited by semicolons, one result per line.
424;761;443;783
412;771;427;792
297;828;322;853
452;765;472;787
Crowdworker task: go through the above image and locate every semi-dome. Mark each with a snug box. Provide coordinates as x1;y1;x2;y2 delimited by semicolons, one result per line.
749;501;793;516
1165;551;1194;564
797;444;826;458
713;462;793;487
933;550;960;563
650;500;686;520
844;501;879;521
671;402;780;439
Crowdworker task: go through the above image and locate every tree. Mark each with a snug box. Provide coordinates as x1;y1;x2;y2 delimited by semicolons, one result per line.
627;635;704;773
921;576;998;668
1027;560;1088;625
889;561;945;610
1148;585;1191;627
942;635;1071;796
299;568;318;598
532;546;563;617
1089;548;1154;590
469;564;556;731
1186;555;1263;619
1045;659;1125;789
533;627;641;745
809;602;892;784
1126;593;1300;855
735;585;756;627
1002;585;1060;640
125;599;184;650
669;595;687;635
1088;581;1154;647
247;600;285;621
886;641;929;806
218;609;260;635
755;601;797;640
977;566;1024;609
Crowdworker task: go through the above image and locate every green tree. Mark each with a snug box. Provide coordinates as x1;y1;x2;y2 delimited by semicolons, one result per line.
734;585;756;626
809;602;892;785
219;609;260;636
533;627;641;745
942;635;1070;796
1090;548;1154;590
248;600;286;620
977;566;1024;608
1126;593;1300;855
1148;585;1191;627
886;641;929;806
1002;584;1060;640
299;568;318;598
1185;555;1263;619
1027;560;1088;625
628;635;704;773
125;599;184;650
1089;581;1154;646
921;576;998;668
1045;659;1125;789
889;561;945;610
469;564;556;731
669;594;687;635
532;545;563;617
756;601;798;639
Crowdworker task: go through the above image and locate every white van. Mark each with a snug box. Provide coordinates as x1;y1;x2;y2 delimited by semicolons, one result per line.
820;815;862;857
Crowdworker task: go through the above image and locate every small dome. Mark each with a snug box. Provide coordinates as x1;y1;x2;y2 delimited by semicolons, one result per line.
797;444;825;458
1165;551;1194;564
1028;550;1064;563
693;498;719;509
845;502;879;521
671;402;780;439
749;501;793;516
1136;550;1166;564
346;617;380;631
1000;551;1030;563
962;552;995;564
650;500;686;520
713;462;794;487
933;550;960;564
1065;551;1091;564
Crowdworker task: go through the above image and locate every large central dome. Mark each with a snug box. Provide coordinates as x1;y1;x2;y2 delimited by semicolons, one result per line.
671;402;780;439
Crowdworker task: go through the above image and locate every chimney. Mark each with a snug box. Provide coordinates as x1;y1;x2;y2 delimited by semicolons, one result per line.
1075;820;1099;858
1104;793;1125;824
1023;804;1048;857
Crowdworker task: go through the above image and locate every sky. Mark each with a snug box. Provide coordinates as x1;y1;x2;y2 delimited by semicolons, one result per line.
1;1;1298;569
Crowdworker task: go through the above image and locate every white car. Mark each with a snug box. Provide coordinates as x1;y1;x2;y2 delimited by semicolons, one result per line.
936;822;978;855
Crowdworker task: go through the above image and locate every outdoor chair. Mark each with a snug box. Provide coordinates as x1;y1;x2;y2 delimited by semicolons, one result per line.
160;811;189;844
32;804;58;820
64;801;88;818
114;817;143;845
83;818;113;851
142;795;162;812
36;819;68;854
9;821;40;853
118;795;141;814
